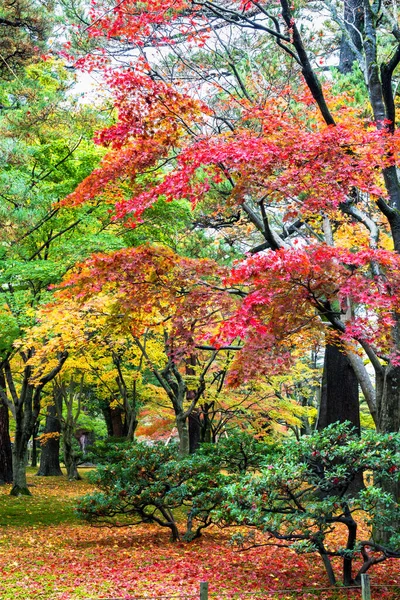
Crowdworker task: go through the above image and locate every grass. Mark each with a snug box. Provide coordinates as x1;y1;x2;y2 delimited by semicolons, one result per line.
0;468;93;527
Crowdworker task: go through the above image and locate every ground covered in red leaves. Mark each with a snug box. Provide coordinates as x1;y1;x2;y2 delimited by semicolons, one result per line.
0;472;398;599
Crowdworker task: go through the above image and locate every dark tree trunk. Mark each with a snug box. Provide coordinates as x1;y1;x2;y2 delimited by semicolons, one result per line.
189;409;201;453
110;404;127;438
11;423;31;495
36;403;62;476
339;0;364;73
30;421;40;468
200;402;213;444
374;364;400;547
101;404;114;437
11;385;34;496
317;343;361;433
376;364;400;434
317;342;364;494
0;401;12;484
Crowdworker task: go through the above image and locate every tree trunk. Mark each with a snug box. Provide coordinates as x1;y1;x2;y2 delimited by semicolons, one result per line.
189;409;201;453
10;390;33;496
317;343;361;433
36;403;62;476
318;342;364;494
110;404;127;438
0;401;12;484
200;403;213;444
376;364;400;434
11;450;31;495
339;0;364;74
101;404;114;437
373;364;400;547
176;414;190;456
62;423;81;480
30;421;40;468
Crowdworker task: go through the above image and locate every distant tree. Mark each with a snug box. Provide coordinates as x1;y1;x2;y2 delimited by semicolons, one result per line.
0;59;109;494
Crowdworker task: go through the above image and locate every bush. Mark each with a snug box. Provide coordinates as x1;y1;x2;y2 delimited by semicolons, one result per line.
77;425;400;588
77;441;231;541
76;433;274;541
214;423;400;587
196;430;275;473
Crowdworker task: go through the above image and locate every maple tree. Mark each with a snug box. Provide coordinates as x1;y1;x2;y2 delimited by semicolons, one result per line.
53;2;400;561
52;242;321;451
60;0;400;443
41;244;239;455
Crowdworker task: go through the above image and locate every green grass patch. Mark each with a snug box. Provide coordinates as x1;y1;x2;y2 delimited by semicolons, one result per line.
0;468;93;527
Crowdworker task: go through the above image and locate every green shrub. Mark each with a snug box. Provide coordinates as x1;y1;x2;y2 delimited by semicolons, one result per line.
214;424;400;587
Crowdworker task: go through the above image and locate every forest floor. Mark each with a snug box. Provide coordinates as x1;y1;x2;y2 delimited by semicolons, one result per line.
0;469;399;600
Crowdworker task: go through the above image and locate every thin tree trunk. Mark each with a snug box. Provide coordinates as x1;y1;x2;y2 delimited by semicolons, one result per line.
62;423;81;480
30;421;40;468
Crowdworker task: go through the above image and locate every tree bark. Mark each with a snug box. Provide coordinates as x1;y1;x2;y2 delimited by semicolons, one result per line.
0;401;12;484
110;404;126;438
30;421;40;468
373;364;400;547
176;413;190;456
189;409;201;453
10;385;34;496
376;364;400;434
36;402;62;477
200;402;213;444
318;342;364;494
11;448;30;496
62;422;81;480
339;0;364;73
317;343;361;433
101;403;114;437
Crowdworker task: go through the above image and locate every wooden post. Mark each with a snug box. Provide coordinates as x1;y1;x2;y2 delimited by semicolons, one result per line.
361;574;371;600
200;581;209;600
